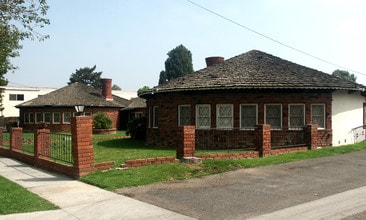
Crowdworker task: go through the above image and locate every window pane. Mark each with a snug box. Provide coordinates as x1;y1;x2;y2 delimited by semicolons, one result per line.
17;94;24;101
289;105;304;128
179;105;191;126
265;104;282;129
63;112;71;124
44;112;51;123
35;112;42;124
217;105;233;129
312;104;325;128
53;112;60;124
196;105;210;128
241;105;257;129
9;94;16;101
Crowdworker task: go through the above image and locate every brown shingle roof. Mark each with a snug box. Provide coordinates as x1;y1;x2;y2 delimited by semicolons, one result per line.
17;82;130;108
140;50;365;97
121;97;146;111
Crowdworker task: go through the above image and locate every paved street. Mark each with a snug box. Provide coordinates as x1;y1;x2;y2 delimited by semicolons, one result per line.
115;150;366;219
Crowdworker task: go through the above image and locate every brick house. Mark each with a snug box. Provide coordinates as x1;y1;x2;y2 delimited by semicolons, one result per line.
139;50;366;149
17;78;131;132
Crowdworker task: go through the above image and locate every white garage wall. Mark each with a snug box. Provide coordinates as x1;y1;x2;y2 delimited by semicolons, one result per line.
332;90;366;146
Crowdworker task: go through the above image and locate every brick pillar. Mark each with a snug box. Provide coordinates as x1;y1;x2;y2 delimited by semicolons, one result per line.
257;124;271;157
10;127;22;151
305;124;318;150
34;129;51;157
177;126;195;159
71;116;94;178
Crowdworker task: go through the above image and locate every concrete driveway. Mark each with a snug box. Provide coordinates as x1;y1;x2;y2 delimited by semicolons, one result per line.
115;150;366;219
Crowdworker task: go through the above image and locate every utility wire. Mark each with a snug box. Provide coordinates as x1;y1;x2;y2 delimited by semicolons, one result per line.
186;0;365;76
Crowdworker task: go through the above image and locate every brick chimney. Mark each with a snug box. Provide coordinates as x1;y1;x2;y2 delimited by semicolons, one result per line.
101;78;113;101
205;56;224;67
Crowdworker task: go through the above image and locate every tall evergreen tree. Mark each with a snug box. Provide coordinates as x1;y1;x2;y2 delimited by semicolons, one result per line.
158;45;194;85
68;65;103;89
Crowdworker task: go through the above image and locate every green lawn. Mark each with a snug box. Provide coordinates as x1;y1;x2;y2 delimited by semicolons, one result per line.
0;176;58;215
93;138;176;167
82;140;366;191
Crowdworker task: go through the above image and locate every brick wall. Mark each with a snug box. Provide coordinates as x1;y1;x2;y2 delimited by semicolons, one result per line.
0;117;115;179
146;90;332;148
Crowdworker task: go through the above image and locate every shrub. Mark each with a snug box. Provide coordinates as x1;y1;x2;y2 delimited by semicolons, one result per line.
127;117;146;139
93;112;113;129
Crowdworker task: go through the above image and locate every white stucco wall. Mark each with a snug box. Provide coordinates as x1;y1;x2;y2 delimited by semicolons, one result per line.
1;86;58;118
332;90;366;146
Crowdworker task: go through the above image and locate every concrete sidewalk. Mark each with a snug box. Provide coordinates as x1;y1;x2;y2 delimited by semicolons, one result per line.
0;156;195;220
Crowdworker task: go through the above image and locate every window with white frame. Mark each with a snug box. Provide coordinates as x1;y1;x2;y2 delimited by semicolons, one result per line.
53;112;60;124
265;104;282;129
9;94;24;101
217;104;233;129
311;104;325;129
43;112;51;124
240;104;257;129
63;112;71;124
178;105;191;126
196;104;211;129
152;106;158;128
35;112;42;124
289;104;305;129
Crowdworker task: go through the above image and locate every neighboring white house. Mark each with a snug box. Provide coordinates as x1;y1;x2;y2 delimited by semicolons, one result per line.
332;90;366;146
0;86;57;120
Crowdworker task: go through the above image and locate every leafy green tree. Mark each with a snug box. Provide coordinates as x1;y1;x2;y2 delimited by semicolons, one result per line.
0;0;49;117
137;86;150;94
332;69;357;83
68;65;103;89
0;0;50;76
158;44;194;85
112;84;121;90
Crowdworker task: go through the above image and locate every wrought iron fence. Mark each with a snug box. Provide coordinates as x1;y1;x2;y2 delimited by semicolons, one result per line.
195;128;257;151
271;126;306;149
22;131;35;155
38;131;73;165
1;131;10;149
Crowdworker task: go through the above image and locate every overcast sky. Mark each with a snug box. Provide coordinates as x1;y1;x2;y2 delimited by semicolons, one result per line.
7;0;366;91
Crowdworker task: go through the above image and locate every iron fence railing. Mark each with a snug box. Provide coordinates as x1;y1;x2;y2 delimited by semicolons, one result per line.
22;131;35;155
2;132;10;149
38;132;73;165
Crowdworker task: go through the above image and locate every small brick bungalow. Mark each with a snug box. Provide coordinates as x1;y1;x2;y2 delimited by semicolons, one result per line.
139;50;366;149
16;78;131;132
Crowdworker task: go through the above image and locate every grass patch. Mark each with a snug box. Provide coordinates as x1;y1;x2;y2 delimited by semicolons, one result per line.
82;141;366;190
93;130;127;139
93;138;176;167
0;176;58;215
